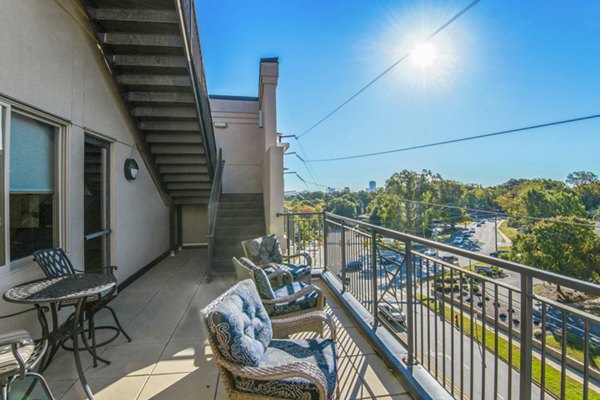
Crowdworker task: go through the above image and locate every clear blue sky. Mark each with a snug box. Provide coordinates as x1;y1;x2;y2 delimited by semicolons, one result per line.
197;0;600;192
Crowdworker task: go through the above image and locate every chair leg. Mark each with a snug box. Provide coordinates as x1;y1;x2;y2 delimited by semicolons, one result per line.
1;383;8;400
106;306;132;342
28;372;56;400
89;309;98;368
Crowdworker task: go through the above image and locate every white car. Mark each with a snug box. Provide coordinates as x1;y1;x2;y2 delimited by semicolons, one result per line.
423;248;436;257
379;304;406;325
453;236;464;244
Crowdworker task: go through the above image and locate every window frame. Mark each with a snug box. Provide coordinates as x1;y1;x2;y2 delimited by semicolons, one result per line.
0;98;68;273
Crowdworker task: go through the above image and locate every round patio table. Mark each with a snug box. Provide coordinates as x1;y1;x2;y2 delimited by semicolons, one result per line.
4;274;117;400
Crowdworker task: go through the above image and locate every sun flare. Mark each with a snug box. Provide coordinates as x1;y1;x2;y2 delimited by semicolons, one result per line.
411;42;437;68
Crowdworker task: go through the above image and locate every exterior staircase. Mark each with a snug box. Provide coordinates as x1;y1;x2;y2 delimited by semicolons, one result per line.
212;194;266;274
82;0;216;205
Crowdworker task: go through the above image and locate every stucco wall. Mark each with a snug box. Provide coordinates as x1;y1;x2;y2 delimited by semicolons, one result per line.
0;0;170;332
181;205;208;245
210;98;263;194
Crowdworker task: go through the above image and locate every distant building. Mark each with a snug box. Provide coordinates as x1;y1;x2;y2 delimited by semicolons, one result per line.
326;187;336;194
344;186;350;191
369;181;376;192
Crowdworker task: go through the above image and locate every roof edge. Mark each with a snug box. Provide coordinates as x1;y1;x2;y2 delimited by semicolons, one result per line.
209;95;259;101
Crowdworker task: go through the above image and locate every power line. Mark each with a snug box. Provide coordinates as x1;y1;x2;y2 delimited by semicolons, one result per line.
295;0;481;140
304;113;600;162
285;171;332;190
397;198;597;228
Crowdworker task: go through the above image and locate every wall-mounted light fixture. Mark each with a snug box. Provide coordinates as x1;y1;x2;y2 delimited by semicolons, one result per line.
124;158;139;180
214;122;228;129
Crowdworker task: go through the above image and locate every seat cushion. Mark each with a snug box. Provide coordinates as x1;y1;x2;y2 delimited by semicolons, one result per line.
205;280;272;367
233;339;337;400
278;263;311;282
266;282;320;317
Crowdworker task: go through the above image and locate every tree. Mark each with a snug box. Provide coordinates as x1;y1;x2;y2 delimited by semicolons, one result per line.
508;217;600;291
567;171;598;186
326;197;358;218
567;171;600;213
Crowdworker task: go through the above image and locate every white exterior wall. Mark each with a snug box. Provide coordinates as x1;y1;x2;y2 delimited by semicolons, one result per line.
211;98;263;194
209;59;286;240
0;0;170;332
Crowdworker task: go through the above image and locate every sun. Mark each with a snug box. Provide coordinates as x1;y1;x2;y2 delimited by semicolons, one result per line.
411;42;438;69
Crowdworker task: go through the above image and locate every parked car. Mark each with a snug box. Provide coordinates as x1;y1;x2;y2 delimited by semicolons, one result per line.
423;248;436;257
379;304;406;325
441;255;459;264
453;236;464;244
346;260;363;271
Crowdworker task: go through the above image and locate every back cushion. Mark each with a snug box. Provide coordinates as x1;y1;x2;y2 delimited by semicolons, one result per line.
244;235;284;265
240;258;275;300
205;280;272;367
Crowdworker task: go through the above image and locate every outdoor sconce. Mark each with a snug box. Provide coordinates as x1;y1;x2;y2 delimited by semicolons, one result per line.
124;158;139;180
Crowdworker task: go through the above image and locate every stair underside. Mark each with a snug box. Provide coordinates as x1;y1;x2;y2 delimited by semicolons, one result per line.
83;0;212;205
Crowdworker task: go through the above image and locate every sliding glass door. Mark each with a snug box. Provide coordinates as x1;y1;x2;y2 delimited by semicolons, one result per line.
84;135;110;272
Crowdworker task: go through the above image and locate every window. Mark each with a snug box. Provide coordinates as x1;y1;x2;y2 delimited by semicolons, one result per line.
0;106;5;264
9;113;58;261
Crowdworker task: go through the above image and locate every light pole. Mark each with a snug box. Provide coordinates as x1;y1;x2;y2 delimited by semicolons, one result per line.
494;212;498;253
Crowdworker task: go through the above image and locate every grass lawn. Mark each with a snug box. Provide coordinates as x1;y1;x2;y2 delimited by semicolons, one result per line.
498;220;519;241
417;295;598;400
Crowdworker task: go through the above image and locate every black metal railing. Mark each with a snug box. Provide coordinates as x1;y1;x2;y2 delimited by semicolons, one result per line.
178;0;218;174
207;149;224;268
280;212;600;400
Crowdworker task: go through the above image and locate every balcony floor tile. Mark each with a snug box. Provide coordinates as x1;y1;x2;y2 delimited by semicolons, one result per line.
41;249;411;399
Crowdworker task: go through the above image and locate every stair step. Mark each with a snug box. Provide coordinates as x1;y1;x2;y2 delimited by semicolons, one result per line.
217;208;264;216
220;194;263;202
218;201;263;210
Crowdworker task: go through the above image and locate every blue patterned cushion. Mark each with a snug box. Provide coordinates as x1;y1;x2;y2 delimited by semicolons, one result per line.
244;235;285;265
264;282;320;317
233;339;337;400
204;280;273;367
278;263;311;282
239;258;276;300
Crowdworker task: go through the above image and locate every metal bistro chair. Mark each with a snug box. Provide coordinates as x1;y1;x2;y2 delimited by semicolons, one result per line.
0;307;55;400
202;279;338;400
32;249;131;367
0;330;54;400
242;234;312;284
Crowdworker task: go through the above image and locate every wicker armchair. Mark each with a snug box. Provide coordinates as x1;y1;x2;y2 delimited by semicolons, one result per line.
242;234;312;284
235;257;325;320
232;257;292;288
202;280;338;400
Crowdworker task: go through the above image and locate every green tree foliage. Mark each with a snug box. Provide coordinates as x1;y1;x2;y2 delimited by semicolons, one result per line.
567;171;600;213
509;217;600;283
326;197;358;218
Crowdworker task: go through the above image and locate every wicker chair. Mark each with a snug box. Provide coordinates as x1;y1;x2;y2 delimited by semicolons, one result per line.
32;248;131;366
234;257;325;329
242;234;312;284
232;257;292;287
202;280;338;400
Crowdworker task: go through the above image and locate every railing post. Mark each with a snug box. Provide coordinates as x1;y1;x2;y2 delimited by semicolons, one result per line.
371;230;378;328
322;213;328;271
405;239;415;366
286;214;291;257
341;220;347;293
519;274;533;400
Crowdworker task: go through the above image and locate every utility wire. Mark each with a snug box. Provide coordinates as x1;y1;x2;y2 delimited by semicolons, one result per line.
304;113;600;162
285;171;333;190
395;198;598;228
295;0;481;140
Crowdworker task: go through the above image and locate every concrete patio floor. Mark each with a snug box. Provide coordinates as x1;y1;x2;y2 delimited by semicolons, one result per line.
43;249;412;399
